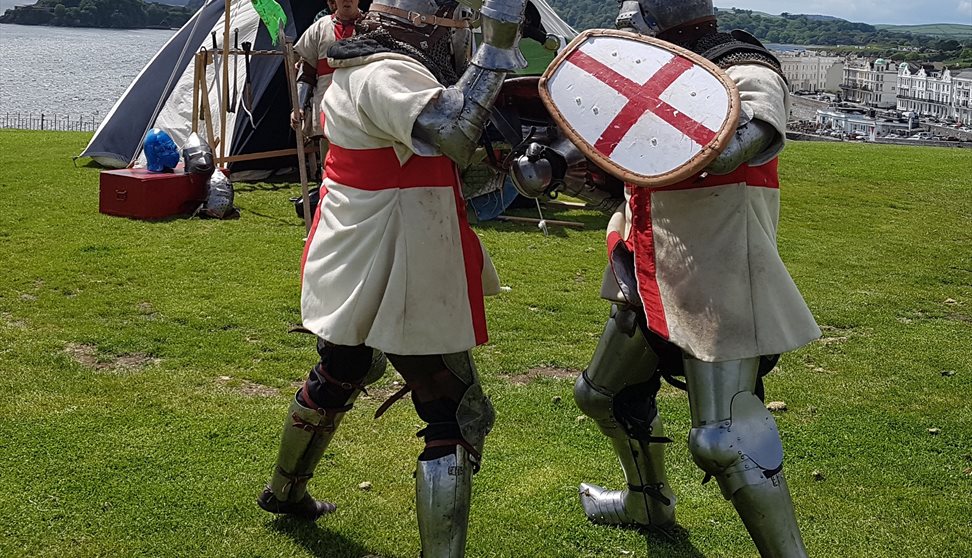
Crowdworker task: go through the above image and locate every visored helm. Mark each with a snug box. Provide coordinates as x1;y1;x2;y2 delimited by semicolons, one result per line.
144;128;180;172
616;0;713;35
181;132;214;177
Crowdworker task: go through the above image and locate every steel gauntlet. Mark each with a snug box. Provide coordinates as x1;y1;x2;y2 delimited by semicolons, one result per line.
473;0;528;71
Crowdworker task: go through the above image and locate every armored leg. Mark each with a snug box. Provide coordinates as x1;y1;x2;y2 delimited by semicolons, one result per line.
573;304;676;528
684;357;808;558
388;352;495;558
257;341;387;520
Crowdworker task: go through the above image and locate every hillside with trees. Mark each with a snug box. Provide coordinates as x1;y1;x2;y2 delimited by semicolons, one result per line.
0;0;194;28
544;2;971;66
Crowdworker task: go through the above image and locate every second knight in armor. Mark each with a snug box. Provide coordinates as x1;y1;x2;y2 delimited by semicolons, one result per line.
257;0;528;556
572;1;821;556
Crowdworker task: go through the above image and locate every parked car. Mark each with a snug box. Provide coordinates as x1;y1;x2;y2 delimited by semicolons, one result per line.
908;132;935;140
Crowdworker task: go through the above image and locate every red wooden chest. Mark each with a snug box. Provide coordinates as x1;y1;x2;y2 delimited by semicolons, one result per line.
99;166;207;220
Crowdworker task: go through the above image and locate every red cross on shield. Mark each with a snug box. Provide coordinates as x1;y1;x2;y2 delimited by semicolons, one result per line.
539;30;741;188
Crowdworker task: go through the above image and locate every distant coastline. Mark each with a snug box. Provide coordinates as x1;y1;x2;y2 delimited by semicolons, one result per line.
0;0;197;29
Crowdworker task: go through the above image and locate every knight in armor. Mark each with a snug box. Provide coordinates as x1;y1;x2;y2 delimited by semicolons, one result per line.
257;0;527;555
291;0;361;153
556;1;819;556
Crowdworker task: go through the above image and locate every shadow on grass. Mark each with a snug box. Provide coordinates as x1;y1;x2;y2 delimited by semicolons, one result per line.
269;516;384;558
235;181;297;193
639;523;706;558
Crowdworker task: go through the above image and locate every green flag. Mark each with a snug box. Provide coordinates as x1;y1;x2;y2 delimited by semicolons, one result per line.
251;0;287;46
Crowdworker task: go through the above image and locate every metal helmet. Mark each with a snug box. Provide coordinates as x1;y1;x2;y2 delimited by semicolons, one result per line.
366;0;477;74
181;133;214;177
617;0;714;35
143;128;180;173
203;171;235;219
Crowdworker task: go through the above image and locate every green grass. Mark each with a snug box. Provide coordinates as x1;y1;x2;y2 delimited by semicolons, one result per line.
873;23;972;40
1;130;971;557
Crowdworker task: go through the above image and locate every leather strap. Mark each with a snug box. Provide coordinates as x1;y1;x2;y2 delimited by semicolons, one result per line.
374;384;412;418
368;3;471;28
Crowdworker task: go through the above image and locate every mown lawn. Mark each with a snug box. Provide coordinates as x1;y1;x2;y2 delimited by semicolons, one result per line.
0;130;970;557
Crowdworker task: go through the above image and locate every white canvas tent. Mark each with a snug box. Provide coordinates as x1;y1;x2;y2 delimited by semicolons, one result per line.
78;0;323;171
78;0;577;172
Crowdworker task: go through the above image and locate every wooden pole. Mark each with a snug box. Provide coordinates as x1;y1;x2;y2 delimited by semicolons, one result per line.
283;32;313;234
219;0;231;165
495;215;585;229
191;51;201;132
198;52;218;150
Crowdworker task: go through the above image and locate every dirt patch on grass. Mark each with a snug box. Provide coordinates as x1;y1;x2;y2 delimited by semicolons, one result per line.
215;376;278;397
65;343;159;373
137;302;159;320
948;313;972;324
815;324;866;346
504;366;580;386
1;312;26;329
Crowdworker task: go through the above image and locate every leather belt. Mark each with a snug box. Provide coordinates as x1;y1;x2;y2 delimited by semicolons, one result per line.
368;3;471;28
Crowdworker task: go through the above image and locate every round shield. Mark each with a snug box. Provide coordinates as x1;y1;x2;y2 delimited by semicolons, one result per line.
539;29;740;188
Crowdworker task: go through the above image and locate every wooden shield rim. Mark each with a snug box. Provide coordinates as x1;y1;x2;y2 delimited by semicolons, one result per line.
538;29;741;188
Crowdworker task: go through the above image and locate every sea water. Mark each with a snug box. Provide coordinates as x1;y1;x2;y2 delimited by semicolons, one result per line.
0;23;175;120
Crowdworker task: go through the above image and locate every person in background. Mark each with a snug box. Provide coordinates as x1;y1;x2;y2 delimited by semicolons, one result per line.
291;0;362;177
258;0;527;555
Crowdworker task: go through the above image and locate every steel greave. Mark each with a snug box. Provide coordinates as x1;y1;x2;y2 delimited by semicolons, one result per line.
416;446;473;558
729;471;808;558
268;391;347;502
684;357;808;558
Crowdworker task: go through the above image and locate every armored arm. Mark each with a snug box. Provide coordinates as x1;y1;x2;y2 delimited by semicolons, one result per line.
412;0;527;167
296;60;318;111
706;116;778;175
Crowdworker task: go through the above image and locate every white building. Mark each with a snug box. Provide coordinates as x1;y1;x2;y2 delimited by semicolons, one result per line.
816;108;913;138
776;50;843;93
897;65;972;125
840;58;900;108
896;64;952;120
949;70;972;126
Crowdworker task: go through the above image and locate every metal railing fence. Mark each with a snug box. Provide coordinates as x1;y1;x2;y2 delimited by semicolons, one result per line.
0;112;102;132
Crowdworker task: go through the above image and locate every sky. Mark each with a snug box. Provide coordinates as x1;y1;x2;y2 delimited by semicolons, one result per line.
714;0;972;26
1;0;970;26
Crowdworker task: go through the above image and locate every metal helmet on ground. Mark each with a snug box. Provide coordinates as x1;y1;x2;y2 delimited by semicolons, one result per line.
181;133;214;177
617;0;713;35
143;128;180;173
203;170;235;219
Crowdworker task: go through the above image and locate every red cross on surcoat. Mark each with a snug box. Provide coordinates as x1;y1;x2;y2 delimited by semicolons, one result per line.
566;50;717;158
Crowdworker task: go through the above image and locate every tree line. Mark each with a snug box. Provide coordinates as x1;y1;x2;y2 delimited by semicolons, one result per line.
0;0;194;28
544;2;970;66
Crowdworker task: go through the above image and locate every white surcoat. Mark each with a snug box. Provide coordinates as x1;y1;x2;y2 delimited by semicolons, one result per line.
293;15;356;138
601;64;821;362
300;53;500;355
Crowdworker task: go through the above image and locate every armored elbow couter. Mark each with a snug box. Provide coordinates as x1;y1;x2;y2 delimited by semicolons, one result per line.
414;67;507;167
707;118;778;175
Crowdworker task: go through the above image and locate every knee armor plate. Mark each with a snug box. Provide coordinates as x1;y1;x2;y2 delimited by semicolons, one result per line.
574;305;661;440
688;391;784;498
444;352;495;454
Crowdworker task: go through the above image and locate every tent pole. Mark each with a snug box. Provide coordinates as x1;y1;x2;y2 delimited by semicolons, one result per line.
219;0;231;166
199;51;218;151
283;32;312;235
191;52;201;132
